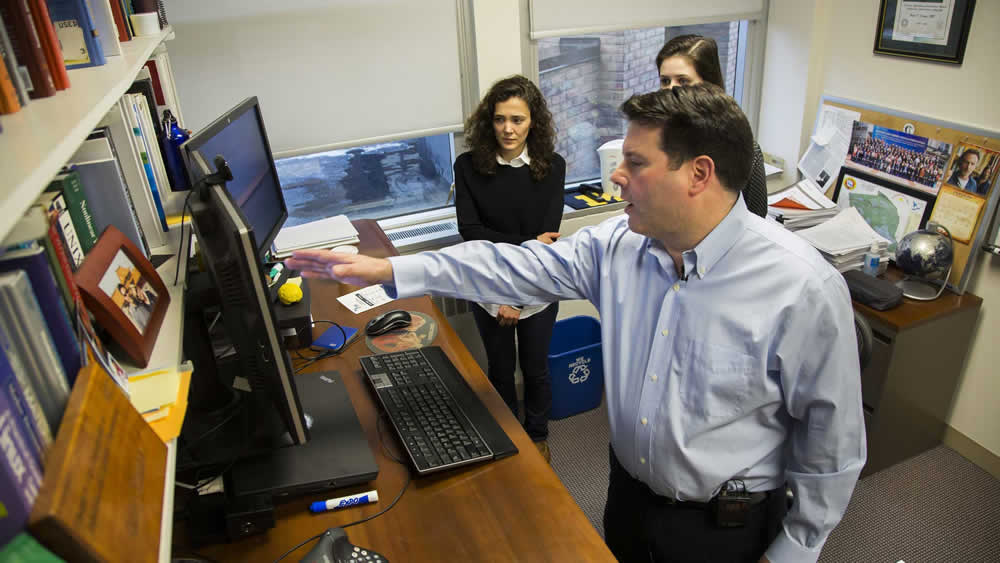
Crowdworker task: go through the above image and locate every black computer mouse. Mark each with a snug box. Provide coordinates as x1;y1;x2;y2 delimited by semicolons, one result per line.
366;309;412;336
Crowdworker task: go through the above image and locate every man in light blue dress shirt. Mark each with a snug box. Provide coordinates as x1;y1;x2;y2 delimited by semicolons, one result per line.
287;84;866;563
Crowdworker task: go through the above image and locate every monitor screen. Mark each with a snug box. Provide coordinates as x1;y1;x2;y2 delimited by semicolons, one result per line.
182;97;287;259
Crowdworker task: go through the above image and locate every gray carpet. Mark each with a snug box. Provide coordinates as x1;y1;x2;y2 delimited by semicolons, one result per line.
547;400;1000;562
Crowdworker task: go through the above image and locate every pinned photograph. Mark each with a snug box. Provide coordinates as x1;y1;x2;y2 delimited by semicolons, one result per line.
846;121;952;194
942;143;999;197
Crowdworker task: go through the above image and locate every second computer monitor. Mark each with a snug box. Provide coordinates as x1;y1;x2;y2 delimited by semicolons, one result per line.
182;96;287;259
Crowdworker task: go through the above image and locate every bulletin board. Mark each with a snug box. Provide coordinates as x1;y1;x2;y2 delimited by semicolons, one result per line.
818;95;1000;294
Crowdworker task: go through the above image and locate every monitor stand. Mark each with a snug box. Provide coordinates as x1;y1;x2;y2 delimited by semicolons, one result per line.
227;371;379;501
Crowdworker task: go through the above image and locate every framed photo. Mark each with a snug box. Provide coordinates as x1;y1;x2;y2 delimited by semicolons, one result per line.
74;225;171;368
874;0;976;64
832;167;935;255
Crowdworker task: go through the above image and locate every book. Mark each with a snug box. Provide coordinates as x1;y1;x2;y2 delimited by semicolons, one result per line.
38;191;84;271
107;0;129;41
28;363;166;562
0;9;30;107
0;245;82;388
0;271;70;433
83;0;120;57
0;0;56;99
46;170;98;255
150;46;182;124
67;133;149;256
0;45;20;114
0;532;64;562
0;393;43;546
45;0;106;69
27;0;68;91
126;72;163;138
125;93;169;228
100;98;167;248
3;206;76;313
0;332;49;469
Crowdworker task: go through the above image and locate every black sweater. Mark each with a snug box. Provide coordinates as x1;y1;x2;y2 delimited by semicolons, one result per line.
454;152;566;245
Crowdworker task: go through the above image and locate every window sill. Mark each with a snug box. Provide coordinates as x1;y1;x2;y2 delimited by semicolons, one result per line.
377;200;626;254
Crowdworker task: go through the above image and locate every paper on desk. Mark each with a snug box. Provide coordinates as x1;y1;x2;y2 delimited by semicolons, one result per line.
273;215;359;254
768;178;836;210
337;284;395;314
795;207;890;255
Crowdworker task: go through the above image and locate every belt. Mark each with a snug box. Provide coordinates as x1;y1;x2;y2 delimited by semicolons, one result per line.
656;490;772;510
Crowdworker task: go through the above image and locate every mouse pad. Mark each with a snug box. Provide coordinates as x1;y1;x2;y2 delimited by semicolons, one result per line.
365;311;438;354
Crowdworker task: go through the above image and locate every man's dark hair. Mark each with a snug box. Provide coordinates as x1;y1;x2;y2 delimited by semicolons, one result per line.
655;34;725;90
620;84;753;193
960;148;982;162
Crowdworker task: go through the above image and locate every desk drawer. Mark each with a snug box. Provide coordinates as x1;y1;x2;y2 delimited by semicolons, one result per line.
860;329;892;410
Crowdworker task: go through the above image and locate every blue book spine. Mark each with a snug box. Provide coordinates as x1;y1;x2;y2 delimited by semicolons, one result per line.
0;393;43;546
0;351;44;470
46;0;105;69
0;323;54;456
0;247;82;386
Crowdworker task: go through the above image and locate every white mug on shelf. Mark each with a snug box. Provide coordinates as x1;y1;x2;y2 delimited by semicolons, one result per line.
597;139;624;197
130;12;161;36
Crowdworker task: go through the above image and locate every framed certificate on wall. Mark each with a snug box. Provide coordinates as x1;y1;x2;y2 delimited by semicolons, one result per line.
874;0;977;64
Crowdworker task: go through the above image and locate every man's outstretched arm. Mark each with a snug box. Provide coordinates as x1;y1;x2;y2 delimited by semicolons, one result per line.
285;249;393;287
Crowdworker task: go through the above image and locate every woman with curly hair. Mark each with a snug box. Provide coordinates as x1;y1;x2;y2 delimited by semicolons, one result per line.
655;34;769;217
454;75;565;462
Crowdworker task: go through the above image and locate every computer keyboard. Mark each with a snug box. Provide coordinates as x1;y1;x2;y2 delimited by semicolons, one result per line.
360;346;517;475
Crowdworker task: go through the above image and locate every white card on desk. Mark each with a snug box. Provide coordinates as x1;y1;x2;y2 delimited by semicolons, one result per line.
337;284;394;314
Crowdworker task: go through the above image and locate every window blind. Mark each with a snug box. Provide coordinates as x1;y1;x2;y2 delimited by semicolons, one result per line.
528;0;765;39
168;0;464;155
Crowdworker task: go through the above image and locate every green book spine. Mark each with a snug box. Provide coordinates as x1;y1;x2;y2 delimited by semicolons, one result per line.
47;171;98;254
0;532;66;562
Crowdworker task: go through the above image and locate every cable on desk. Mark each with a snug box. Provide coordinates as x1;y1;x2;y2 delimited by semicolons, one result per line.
292;320;358;373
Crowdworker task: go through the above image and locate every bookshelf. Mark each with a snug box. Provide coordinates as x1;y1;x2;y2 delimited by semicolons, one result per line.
0;26;183;561
0;26;175;243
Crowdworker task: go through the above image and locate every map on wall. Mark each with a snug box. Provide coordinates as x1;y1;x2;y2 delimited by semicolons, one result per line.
836;172;930;253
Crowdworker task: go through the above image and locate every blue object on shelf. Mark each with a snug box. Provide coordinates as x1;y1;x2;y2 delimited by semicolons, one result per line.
547;315;604;420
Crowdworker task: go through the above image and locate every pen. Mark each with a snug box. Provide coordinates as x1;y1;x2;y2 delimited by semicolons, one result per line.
357;293;374;307
310;490;379;513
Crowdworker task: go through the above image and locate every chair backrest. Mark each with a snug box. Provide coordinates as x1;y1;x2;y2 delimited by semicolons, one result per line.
854;310;873;371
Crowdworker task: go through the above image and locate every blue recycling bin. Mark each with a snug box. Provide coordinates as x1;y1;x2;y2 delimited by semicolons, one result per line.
547;315;604;420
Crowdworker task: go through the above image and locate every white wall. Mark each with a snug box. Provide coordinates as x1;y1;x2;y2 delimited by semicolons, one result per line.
760;0;1000;457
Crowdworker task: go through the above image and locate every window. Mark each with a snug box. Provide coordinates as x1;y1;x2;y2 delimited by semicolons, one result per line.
537;22;749;184
275;133;456;225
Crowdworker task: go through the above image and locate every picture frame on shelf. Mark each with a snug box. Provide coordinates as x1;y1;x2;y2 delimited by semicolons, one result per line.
874;0;976;64
74;225;170;368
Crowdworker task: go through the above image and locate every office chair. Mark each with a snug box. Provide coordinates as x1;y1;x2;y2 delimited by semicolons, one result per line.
854;310;873;371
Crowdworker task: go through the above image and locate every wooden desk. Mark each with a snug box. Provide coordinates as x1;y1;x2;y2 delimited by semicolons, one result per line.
852;268;982;475
187;220;613;561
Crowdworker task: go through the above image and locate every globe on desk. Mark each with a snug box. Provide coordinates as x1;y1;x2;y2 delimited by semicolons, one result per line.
894;222;954;301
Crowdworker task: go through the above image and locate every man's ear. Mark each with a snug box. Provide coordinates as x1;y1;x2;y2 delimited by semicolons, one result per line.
688;155;715;196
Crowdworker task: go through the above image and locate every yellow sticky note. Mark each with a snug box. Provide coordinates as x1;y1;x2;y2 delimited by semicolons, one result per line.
128;369;180;414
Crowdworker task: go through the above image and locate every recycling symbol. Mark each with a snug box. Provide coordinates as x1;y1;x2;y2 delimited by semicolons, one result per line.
569;362;590;383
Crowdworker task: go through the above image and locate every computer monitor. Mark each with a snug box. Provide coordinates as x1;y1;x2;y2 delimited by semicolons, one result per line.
185;151;308;449
182;97;287;259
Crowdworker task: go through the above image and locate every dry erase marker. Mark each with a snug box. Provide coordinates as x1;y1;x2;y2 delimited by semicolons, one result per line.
310;490;379;513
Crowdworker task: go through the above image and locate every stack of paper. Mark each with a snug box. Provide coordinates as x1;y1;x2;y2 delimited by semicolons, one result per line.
767;178;840;231
794;207;892;273
127;362;193;443
272;215;360;258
